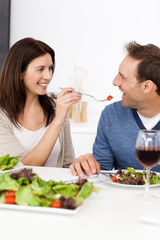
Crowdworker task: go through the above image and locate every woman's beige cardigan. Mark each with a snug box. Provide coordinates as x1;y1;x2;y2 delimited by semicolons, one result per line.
0;110;75;168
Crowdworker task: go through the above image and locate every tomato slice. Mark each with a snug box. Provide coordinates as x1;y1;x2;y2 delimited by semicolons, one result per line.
107;95;113;101
5;191;16;198
5;196;16;204
51;201;61;208
112;175;118;182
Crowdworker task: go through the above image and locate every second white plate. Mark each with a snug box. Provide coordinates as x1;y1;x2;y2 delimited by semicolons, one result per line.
0;162;23;175
100;170;160;188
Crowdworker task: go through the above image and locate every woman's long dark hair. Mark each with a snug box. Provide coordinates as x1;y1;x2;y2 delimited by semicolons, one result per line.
0;37;56;126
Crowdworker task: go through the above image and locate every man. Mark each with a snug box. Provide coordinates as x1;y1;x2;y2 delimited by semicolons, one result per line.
70;41;160;177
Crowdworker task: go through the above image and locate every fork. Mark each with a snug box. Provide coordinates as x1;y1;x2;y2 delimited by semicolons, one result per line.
64;172;114;184
58;87;113;102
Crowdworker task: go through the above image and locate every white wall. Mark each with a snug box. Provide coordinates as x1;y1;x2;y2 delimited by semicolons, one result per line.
10;0;160;115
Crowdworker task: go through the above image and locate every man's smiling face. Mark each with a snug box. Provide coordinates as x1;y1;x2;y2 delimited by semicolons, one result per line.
113;55;144;108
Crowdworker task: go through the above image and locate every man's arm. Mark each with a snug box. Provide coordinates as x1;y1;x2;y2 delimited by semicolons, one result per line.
93;109;115;170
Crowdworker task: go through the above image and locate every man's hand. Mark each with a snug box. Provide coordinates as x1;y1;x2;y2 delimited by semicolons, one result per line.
70;153;101;177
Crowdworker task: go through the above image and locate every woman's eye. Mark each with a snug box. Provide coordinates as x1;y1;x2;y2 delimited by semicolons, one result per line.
38;68;43;72
49;66;53;71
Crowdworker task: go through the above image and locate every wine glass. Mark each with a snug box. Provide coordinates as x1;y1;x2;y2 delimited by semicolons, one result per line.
135;130;160;201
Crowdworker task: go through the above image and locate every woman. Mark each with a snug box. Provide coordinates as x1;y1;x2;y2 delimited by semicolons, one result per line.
0;37;81;167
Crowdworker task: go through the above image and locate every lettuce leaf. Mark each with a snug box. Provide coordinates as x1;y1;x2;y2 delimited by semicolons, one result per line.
76;182;101;201
16;185;51;207
0;173;19;191
149;175;160;185
76;182;92;200
18;177;30;186
0;192;5;203
31;175;57;195
124;167;136;174
0;154;19;171
54;183;80;198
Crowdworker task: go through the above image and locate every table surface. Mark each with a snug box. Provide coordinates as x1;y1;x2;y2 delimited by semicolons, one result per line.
1;166;160;240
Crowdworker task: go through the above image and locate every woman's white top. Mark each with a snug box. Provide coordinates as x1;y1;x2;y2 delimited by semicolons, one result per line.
13;124;60;167
137;112;160;130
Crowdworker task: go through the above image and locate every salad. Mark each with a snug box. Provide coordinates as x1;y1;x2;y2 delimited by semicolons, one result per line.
0;154;19;171
0;168;100;209
111;167;160;185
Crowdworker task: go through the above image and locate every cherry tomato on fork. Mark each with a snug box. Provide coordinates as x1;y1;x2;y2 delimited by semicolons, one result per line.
107;95;113;101
112;175;118;182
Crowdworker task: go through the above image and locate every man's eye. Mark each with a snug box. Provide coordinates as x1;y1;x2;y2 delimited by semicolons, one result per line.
120;75;125;80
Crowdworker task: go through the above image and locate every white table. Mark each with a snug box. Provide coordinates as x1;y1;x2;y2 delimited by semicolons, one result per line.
1;166;160;240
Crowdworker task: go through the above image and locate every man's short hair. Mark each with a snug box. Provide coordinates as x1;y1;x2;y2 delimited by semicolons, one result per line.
125;41;160;95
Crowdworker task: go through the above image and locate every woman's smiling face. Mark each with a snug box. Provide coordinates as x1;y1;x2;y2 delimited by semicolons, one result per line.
22;53;53;97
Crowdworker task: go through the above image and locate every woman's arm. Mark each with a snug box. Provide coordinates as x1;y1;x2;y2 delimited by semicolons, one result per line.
21;88;81;166
0;111;28;160
0;88;81;166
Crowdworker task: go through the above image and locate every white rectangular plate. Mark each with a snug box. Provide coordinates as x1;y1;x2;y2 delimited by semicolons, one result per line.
0;203;80;215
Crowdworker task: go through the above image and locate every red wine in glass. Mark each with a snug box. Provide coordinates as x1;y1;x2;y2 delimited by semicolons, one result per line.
136;146;160;169
135;130;160;201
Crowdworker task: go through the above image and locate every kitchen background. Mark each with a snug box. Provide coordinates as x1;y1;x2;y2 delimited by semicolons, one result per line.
5;0;160;156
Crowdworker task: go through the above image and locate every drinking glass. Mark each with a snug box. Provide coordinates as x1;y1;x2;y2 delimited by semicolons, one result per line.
135;130;160;201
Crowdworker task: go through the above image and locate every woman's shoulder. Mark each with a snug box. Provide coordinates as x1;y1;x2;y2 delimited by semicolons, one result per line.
0;109;12;127
0;109;9;119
